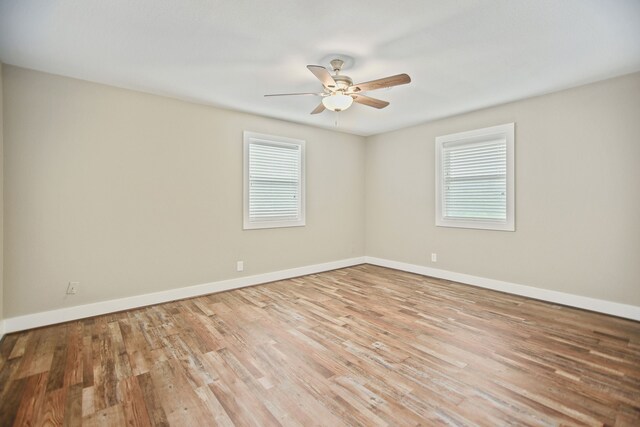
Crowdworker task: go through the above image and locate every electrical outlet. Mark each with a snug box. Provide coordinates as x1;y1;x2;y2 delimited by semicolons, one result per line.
431;253;438;262
236;261;244;272
66;282;79;295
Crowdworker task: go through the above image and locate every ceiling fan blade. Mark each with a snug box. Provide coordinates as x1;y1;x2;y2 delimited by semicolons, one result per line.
351;73;411;93
351;94;390;109
307;65;337;89
310;102;326;115
264;92;324;97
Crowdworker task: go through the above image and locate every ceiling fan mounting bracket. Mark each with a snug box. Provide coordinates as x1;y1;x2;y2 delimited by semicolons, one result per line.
319;54;355;72
330;59;345;73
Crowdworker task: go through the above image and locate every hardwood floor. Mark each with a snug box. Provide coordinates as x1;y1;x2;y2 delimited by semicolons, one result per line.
0;264;639;426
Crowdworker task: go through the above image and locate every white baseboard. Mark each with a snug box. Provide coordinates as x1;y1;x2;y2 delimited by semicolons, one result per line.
365;256;640;321
3;257;367;334
4;255;637;334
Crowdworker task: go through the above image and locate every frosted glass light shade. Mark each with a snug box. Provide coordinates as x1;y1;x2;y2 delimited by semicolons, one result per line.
322;93;354;112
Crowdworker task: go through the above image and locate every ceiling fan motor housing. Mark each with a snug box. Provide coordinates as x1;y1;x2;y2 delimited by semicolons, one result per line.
332;75;353;91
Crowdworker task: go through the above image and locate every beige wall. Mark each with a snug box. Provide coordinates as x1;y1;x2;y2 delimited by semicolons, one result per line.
366;72;640;306
3;65;639;319
2;66;365;317
0;63;3;324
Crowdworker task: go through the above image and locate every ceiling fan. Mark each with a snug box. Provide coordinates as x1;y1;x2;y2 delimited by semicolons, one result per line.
265;59;411;114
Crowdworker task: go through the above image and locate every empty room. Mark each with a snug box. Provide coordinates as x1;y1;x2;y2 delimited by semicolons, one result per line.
0;1;639;425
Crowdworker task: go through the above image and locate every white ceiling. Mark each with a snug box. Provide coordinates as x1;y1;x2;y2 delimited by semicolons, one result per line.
1;0;639;136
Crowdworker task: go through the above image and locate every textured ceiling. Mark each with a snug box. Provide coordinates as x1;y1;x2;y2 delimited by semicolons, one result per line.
1;0;639;136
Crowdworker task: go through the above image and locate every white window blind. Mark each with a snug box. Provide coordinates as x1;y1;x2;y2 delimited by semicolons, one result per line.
442;139;507;220
243;132;305;229
435;123;515;231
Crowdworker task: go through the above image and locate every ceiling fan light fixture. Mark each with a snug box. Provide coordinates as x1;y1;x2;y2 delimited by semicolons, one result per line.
322;93;353;112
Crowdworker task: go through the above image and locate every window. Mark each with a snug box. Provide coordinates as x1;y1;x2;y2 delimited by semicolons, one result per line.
435;123;515;231
243;131;305;229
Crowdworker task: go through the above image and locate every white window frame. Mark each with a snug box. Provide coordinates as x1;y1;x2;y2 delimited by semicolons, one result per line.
243;131;305;230
435;123;515;231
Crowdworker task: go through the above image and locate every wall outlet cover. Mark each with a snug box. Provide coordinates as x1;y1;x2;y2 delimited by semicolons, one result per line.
66;282;79;294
